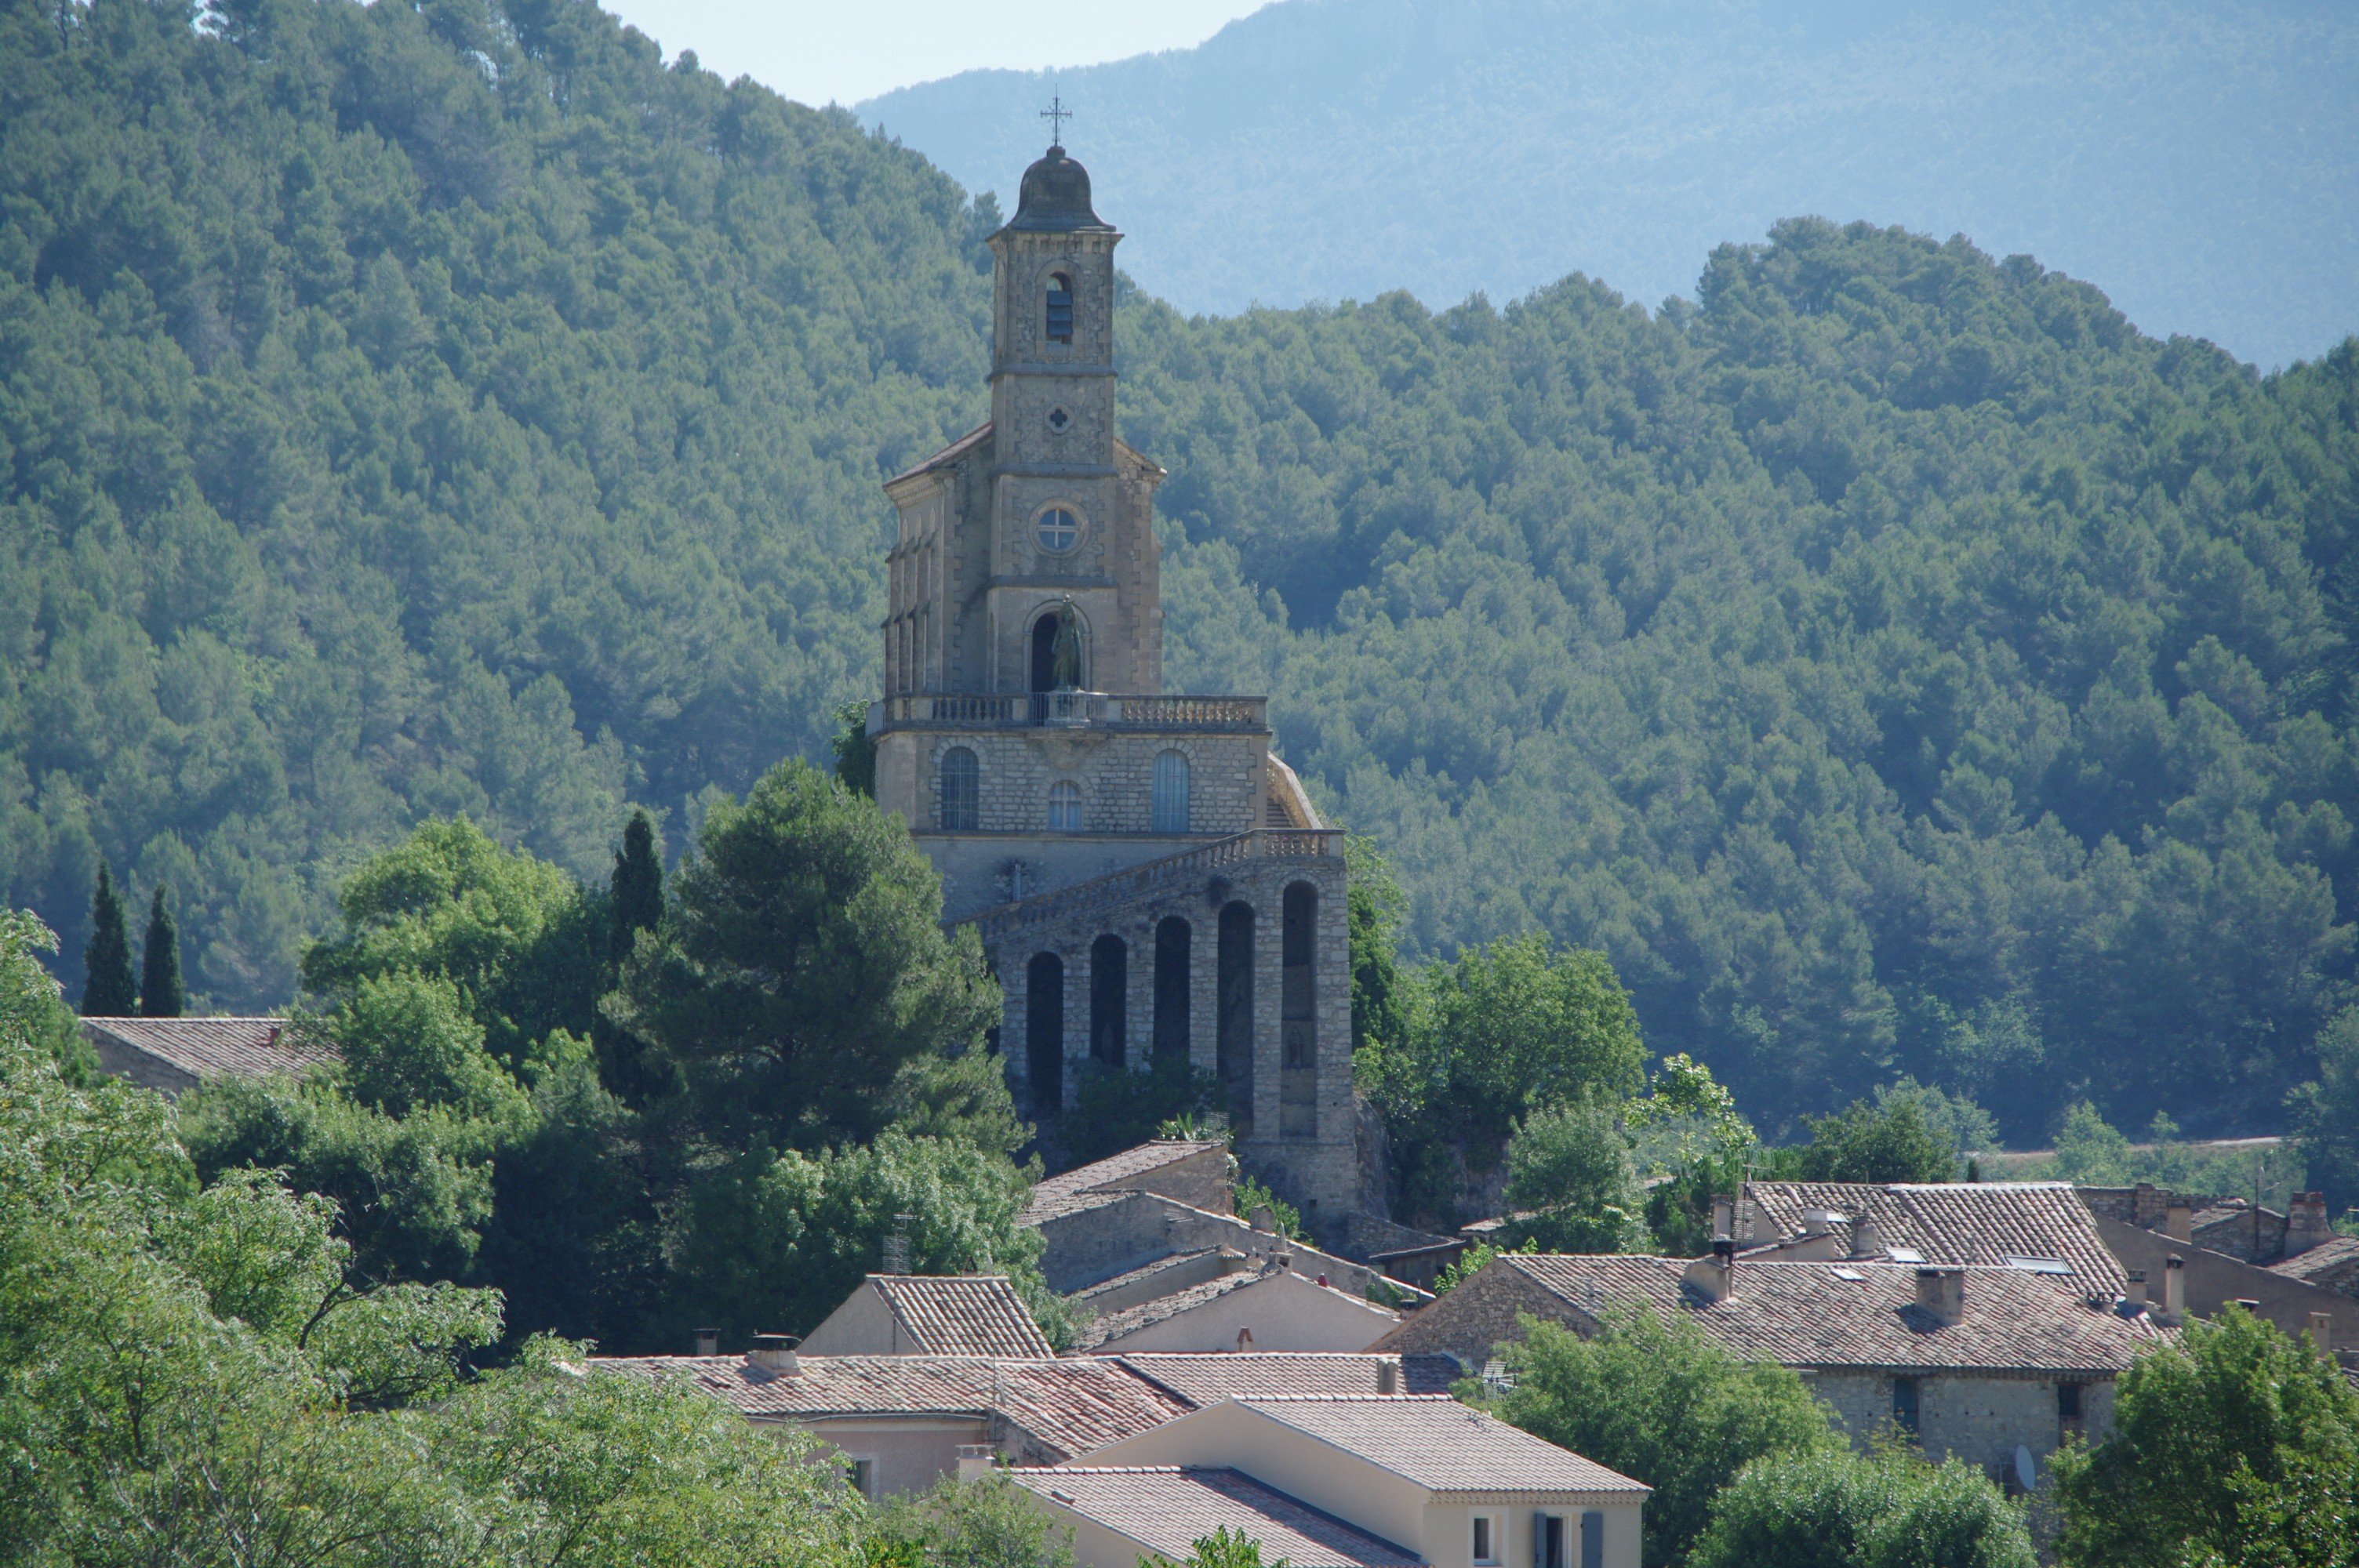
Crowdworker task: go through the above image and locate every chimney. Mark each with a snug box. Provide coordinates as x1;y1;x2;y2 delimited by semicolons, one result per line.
1849;1214;1881;1261
2123;1271;2146;1311
1710;1196;1734;1240
1801;1207;1834;1237
693;1327;720;1357
956;1444;996;1483
1377;1359;1399;1395
2161;1255;2186;1320
1249;1203;1276;1233
747;1333;801;1374
2289;1192;2333;1254
2309;1311;2337;1358
881;1214;914;1275
1683;1239;1736;1303
1915;1267;1965;1326
2165;1202;2194;1243
2133;1181;2164;1229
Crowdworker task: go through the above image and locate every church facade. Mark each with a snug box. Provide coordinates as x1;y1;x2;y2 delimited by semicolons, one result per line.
869;143;1357;1225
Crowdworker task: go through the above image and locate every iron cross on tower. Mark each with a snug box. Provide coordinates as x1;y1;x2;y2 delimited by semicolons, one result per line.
1040;94;1072;146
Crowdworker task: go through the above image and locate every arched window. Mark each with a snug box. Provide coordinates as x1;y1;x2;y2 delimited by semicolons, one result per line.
938;746;979;831
1045;272;1073;343
1153;916;1190;1063
1151;750;1190;833
1027;953;1064;1112
1047;780;1082;831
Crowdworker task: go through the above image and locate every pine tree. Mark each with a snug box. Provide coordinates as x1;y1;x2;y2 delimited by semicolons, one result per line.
609;810;663;967
140;886;184;1018
80;866;136;1016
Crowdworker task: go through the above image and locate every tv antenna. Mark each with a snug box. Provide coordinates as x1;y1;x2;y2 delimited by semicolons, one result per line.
1041;93;1072;147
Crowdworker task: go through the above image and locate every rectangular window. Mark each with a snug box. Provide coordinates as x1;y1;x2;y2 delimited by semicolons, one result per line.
1532;1512;1565;1568
846;1457;876;1498
1892;1377;1921;1436
2058;1381;2084;1424
1473;1515;1496;1564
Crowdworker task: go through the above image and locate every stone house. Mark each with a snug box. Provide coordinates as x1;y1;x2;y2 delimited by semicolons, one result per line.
867;141;1357;1225
798;1275;1055;1358
1019;1395;1648;1568
1069;1262;1402;1354
1736;1180;2127;1294
1374;1252;2165;1481
82;1014;327;1098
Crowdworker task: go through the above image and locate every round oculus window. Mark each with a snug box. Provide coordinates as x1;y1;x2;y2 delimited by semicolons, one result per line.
1036;507;1080;553
1047;407;1070;431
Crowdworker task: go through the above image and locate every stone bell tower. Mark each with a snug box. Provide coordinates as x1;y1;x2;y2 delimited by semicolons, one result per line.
868;141;1358;1232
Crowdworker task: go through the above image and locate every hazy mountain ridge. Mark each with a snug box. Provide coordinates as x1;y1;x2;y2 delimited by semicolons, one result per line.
862;0;2359;370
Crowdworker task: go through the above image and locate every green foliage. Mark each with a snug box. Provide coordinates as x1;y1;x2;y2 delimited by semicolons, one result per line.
78;865;135;1017
866;1472;1075;1568
616;760;1000;1152
1779;1094;1960;1184
610;810;666;968
139;885;184;1018
1500;1097;1653;1252
302;817;605;1075
2049;1100;2137;1183
1690;1443;2037;1568
1234;1174;1301;1239
1486;1310;1845;1567
1345;834;1409;1055
833;699;880;799
2291;1006;2359;1214
330;969;531;1120
1060;1055;1221;1167
1627;1054;1759;1253
0;906;85;1073
674;1127;1057;1347
2052;1307;2359;1568
1142;1525;1289;1568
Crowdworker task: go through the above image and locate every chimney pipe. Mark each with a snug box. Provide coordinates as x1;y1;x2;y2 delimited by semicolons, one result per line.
693;1327;720;1357
1377;1360;1399;1395
1235;1327;1254;1352
2165;1203;2194;1243
2289;1192;2332;1254
1249;1203;1276;1233
747;1333;801;1374
1801;1207;1832;1237
2309;1311;2337;1358
1711;1196;1734;1240
2162;1255;2186;1320
1850;1214;1881;1261
956;1444;996;1483
1915;1267;1965;1325
2123;1271;2146;1311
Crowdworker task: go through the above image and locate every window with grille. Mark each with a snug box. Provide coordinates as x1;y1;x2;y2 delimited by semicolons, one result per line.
1045;272;1073;343
939;747;979;830
1048;780;1082;831
1036;506;1079;553
1151;750;1190;833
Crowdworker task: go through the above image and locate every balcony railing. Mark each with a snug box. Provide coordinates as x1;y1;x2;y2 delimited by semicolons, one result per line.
958;827;1340;944
876;692;1267;732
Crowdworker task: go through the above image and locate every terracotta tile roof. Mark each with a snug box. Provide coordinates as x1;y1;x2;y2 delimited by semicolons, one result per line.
2271;1235;2359;1285
1023;1140;1229;1225
867;1276;1055;1357
591;1355;1187;1460
1501;1254;2164;1376
884;421;991;486
1073;1249;1226;1304
1009;1467;1421;1568
1743;1181;2126;1291
1070;1272;1263;1351
1113;1353;1460;1405
1225;1396;1648;1495
82;1016;330;1080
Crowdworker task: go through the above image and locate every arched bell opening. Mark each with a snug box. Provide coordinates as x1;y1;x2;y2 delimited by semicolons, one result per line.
1027;953;1065;1113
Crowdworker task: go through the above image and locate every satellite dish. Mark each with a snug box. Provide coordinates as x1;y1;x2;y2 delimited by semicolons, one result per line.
2014;1445;2037;1493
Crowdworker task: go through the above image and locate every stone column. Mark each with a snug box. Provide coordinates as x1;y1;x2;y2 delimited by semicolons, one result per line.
1127;915;1154;1073
1188;909;1218;1079
998;942;1030;1097
1252;891;1282;1140
1061;940;1087;1110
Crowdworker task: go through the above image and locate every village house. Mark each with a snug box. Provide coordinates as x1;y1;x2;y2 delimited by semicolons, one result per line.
82;1014;327;1098
1734;1180;2128;1294
1016;1395;1648;1568
797;1274;1055;1359
1375;1250;2164;1481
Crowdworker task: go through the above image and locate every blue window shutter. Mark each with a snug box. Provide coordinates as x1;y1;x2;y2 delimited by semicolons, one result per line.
1580;1511;1603;1568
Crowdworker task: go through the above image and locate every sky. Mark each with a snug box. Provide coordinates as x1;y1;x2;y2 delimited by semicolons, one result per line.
594;0;1274;107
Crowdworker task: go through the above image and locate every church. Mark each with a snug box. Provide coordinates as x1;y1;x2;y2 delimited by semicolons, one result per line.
866;140;1358;1228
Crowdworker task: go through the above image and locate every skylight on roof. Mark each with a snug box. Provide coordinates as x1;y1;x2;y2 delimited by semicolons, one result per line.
1830;1268;1866;1281
1887;1247;1927;1264
2007;1257;2071;1275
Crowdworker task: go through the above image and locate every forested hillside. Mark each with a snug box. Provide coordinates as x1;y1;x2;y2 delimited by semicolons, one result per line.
7;0;2358;1138
863;0;2359;370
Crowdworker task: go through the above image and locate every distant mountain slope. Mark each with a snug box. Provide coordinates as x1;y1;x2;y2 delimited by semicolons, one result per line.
862;0;2359;369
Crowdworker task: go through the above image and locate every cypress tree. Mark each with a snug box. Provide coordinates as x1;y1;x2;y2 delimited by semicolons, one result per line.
140;886;184;1018
609;810;664;967
80;866;136;1015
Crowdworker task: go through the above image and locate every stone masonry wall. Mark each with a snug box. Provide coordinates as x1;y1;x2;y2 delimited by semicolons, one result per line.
1808;1371;2116;1478
916;729;1263;838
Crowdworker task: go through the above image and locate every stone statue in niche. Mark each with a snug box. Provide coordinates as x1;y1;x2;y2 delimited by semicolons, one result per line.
1051;596;1084;689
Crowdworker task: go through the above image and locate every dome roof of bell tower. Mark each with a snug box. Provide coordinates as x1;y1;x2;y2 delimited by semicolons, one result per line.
1006;144;1114;234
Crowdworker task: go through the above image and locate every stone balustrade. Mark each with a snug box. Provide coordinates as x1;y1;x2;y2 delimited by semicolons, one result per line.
875;692;1268;732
